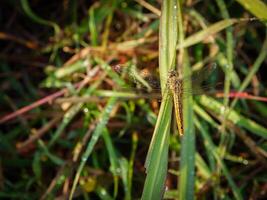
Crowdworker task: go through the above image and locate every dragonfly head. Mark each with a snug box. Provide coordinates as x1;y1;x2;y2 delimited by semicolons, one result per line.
167;70;180;91
168;70;179;78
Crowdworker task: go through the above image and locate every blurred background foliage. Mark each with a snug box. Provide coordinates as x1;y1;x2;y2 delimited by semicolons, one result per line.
0;0;267;199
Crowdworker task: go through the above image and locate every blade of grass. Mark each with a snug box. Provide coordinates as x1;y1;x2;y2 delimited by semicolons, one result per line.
177;1;195;199
69;97;118;200
194;116;242;200
48;70;107;147
236;0;267;20
20;0;60;34
118;157;130;200
89;5;98;46
215;0;234;126
102;128;119;198
214;1;234;193
216;52;241;88
141;0;178;199
101;0;119;49
195;153;211;180
177;18;244;49
193;103;217;174
38;140;65;165
158;0;178;90
48;103;82;147
197;95;267;138
252;101;267;118
193;103;219;128
230;33;267;109
54;60;88;79
141;93;172;200
127;132;138;200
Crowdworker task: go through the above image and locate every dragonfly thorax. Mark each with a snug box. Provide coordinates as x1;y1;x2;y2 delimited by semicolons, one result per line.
167;70;182;91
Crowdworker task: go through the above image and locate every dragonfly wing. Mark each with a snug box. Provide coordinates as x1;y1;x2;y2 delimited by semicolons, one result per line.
180;81;223;100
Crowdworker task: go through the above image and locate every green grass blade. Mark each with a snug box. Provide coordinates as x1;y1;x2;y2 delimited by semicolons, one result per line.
141;0;178;199
54;60;88;79
195;153;211;180
118;157;130;200
179;53;195;200
215;0;234;184
102;128;119;198
127;132;138;200
193;103;219;128
20;0;60;34
177;18;240;49
197;95;267;138
89;6;98;46
48;103;82;147
216;52;241;88
38;140;65;165
177;0;195;199
215;0;234;110
141;94;172;200
69;97;118;200
158;0;178;90
252;101;267;118
236;0;267;20
230;35;267;108
194;117;242;200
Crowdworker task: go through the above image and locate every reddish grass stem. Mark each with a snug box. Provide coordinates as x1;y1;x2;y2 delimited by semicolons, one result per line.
0;83;81;124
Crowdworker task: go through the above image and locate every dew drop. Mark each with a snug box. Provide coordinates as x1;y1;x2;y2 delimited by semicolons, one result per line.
83;59;89;66
243;160;248;165
115;168;121;174
81;156;87;162
220;106;226;114
165;185;169;191
100;188;107;195
188;156;193;161
211;63;217;69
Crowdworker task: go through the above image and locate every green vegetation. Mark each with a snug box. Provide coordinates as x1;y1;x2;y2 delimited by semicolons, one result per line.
1;0;267;199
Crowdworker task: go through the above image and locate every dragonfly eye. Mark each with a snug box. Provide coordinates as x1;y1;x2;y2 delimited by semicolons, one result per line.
168;70;178;78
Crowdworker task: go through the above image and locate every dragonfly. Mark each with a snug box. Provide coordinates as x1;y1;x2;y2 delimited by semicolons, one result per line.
112;63;219;136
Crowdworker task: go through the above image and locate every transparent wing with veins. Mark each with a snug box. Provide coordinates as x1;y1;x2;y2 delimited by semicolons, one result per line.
112;63;219;99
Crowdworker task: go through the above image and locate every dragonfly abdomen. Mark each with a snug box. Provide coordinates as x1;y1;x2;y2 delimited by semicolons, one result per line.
167;70;184;136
